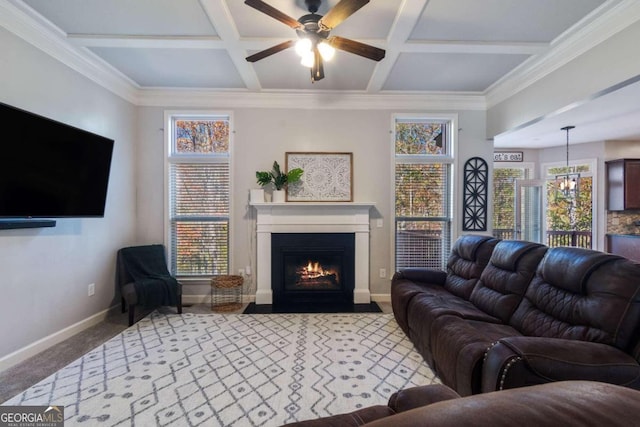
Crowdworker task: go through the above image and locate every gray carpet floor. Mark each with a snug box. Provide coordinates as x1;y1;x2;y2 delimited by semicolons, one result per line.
0;302;392;404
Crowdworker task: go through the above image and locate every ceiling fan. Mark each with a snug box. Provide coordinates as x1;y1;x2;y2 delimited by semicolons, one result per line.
245;0;386;82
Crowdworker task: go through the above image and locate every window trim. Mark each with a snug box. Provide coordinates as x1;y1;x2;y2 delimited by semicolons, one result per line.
390;113;458;273
164;110;234;283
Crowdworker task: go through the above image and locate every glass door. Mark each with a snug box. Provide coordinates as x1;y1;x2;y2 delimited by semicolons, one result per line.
515;180;544;243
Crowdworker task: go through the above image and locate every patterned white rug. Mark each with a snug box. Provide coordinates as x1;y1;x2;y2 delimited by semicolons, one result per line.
5;312;439;426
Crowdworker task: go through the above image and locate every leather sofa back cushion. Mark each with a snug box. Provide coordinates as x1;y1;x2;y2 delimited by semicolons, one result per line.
469;241;547;323
510;247;640;349
444;235;498;300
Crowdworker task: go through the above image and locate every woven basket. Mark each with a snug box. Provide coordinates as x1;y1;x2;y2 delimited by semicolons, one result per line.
211;275;243;289
211;275;243;312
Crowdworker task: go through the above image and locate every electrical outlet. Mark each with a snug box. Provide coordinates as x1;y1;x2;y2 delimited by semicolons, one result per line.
238;268;245;276
379;268;386;278
88;283;95;296
376;219;383;228
245;265;251;276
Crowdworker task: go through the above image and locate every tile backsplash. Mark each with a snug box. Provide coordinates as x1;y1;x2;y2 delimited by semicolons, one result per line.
607;211;640;234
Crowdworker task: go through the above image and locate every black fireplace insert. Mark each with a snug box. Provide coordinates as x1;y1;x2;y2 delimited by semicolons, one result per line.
271;233;355;307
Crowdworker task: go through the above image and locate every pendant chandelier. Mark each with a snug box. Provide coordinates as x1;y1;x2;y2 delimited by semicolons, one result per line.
555;125;580;198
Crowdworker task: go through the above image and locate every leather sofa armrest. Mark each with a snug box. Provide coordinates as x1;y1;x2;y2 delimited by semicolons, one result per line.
482;336;640;393
392;268;447;286
388;384;460;413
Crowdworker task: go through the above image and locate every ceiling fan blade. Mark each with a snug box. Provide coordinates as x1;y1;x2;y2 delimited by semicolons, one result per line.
328;36;385;61
318;0;369;30
244;0;303;30
246;40;295;62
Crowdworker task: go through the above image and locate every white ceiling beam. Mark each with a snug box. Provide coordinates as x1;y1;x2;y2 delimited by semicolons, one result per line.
401;40;547;55
367;0;430;93
67;34;227;49
199;0;261;91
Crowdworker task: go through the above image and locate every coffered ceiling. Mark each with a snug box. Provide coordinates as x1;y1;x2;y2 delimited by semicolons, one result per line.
19;0;605;92
5;0;640;147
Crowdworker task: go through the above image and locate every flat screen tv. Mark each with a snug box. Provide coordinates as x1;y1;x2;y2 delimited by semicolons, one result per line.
0;102;114;218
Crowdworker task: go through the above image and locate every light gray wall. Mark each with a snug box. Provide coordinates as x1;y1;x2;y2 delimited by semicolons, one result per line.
136;107;489;297
0;28;137;359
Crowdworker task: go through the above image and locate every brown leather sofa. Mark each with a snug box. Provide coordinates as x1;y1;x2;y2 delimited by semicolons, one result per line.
282;381;640;426
391;234;640;396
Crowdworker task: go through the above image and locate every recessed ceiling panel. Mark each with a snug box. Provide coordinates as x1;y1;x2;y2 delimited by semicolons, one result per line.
228;0;399;39
89;48;245;88
383;53;530;92
411;0;606;42
250;49;375;90
24;0;216;36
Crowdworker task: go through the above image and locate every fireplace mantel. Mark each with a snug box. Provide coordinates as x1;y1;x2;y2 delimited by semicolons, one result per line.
250;202;374;305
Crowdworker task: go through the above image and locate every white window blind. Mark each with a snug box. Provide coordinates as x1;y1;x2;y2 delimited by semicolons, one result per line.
167;115;230;277
394;118;453;270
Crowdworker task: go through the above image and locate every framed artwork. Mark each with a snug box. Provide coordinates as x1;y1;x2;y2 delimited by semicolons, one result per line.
285;152;353;202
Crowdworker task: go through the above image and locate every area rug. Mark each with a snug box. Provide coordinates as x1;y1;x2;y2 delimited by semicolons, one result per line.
4;312;439;426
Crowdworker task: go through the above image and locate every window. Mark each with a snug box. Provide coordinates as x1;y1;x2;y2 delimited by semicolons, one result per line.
394;117;454;270
544;161;594;248
166;114;231;277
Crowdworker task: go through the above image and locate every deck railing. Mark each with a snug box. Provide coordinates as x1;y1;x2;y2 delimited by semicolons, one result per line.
491;229;592;249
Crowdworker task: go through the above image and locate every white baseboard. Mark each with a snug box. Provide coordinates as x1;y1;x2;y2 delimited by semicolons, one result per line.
371;293;391;303
0;304;119;373
184;293;385;304
181;294;256;305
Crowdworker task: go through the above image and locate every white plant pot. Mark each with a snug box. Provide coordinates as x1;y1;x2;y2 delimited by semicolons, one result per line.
272;190;286;203
250;189;264;203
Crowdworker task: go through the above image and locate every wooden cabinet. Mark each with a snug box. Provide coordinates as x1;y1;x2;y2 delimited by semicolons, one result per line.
607;234;640;263
606;159;640;211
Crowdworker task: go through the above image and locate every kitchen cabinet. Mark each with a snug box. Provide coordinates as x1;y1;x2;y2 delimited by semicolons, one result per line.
606;159;640;211
607;234;640;263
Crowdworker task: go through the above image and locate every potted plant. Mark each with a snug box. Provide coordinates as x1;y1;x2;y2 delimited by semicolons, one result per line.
256;161;303;203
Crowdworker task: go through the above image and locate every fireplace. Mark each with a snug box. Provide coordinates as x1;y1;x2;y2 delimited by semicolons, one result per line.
272;233;355;306
251;202;374;305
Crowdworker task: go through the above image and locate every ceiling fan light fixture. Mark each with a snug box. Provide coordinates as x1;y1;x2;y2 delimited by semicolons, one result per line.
295;38;312;57
318;41;335;61
300;50;314;68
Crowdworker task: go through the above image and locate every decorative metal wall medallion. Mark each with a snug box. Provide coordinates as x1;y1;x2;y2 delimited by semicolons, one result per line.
463;157;488;231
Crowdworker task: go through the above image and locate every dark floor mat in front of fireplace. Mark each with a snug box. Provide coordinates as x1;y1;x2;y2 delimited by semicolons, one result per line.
242;302;382;314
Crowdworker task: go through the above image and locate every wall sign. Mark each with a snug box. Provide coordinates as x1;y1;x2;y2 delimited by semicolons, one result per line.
494;151;523;162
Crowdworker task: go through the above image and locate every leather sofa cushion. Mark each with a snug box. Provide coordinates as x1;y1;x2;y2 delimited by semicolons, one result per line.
406;290;500;366
469;240;547;323
362;381;640;427
429;315;520;396
283;405;394;426
391;271;448;335
443;235;498;300
510;247;640;349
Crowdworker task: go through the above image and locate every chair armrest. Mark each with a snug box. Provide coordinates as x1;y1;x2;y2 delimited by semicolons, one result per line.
387;384;460;413
482;336;640;393
392;268;447;286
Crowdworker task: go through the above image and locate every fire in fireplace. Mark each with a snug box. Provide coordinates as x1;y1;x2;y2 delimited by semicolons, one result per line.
290;258;340;289
272;233;355;307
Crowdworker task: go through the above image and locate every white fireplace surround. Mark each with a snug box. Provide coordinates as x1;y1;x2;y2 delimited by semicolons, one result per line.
250;202;375;305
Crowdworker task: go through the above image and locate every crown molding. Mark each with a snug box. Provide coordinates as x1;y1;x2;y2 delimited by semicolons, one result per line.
485;0;640;108
135;88;486;111
1;0;139;104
